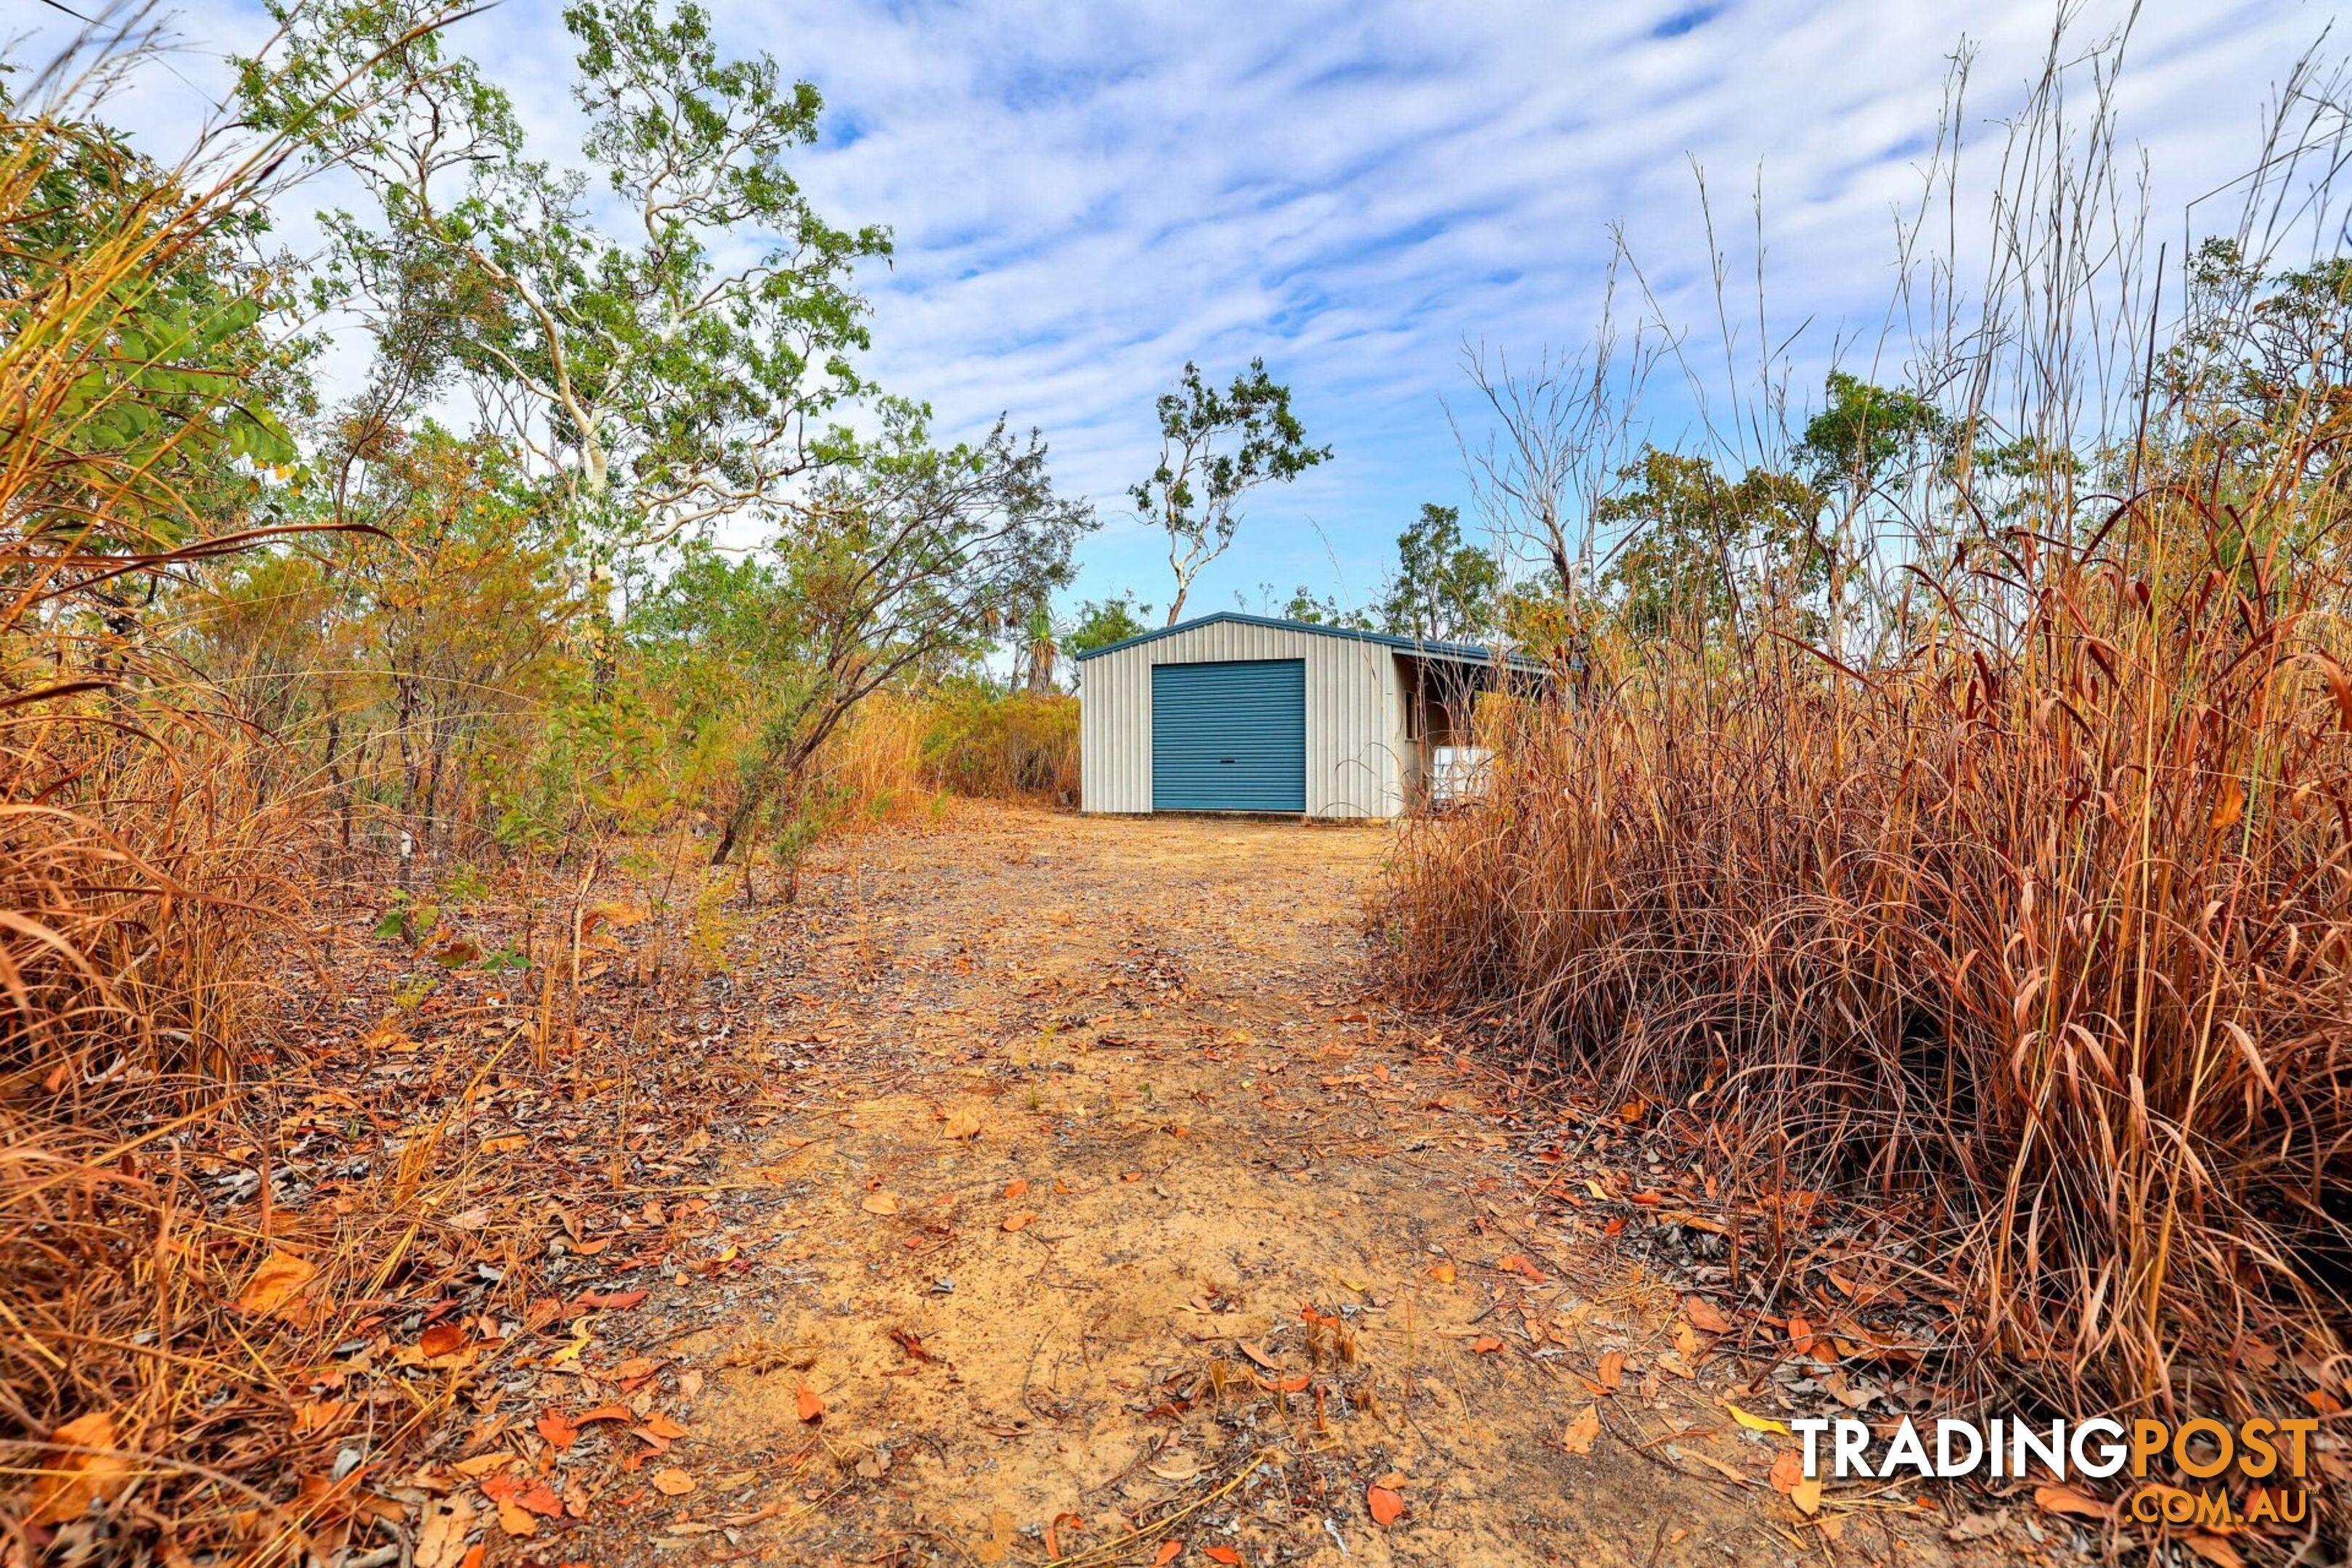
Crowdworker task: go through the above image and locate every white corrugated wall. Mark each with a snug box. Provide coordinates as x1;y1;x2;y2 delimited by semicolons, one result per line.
1078;620;1412;817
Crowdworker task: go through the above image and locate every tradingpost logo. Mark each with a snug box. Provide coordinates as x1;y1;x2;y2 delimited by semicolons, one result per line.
1789;1415;2318;1526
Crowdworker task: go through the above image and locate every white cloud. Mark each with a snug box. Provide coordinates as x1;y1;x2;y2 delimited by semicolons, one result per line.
16;0;2339;616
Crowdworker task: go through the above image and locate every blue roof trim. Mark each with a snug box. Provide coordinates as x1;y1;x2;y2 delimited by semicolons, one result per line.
1072;610;1548;673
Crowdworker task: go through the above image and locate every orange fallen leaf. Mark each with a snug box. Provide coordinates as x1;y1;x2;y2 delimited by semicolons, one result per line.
2033;1484;2110;1520
1792;1477;1823;1516
419;1322;470;1358
860;1191;900;1215
1769;1450;1804;1494
651;1467;694;1497
494;1498;538;1538
235;1250;317;1317
1684;1296;1734;1334
1238;1341;1280;1370
1153;1543;1183;1567
796;1386;825;1423
1596;1349;1625;1391
1469;1336;1504;1354
1561;1405;1601;1455
573;1403;631;1426
640;1411;687;1440
535;1410;580;1450
1367;1482;1408;1527
1426;1261;1456;1283
1204;1548;1243;1565
27;1410;126;1526
1003;1177;1030;1199
942;1108;983;1140
453;1452;514;1477
1002;1211;1036;1232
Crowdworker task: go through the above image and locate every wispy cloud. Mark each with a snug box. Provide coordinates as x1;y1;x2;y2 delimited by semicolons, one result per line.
23;0;2337;614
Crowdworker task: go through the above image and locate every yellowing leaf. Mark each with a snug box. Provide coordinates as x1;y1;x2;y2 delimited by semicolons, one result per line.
1792;1477;1824;1516
235;1250;317;1317
1726;1402;1790;1435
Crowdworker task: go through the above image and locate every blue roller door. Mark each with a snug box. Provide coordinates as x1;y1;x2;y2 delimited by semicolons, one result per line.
1151;658;1306;812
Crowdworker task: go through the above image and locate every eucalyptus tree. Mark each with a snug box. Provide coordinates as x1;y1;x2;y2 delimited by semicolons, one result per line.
240;0;889;575
1131;359;1329;625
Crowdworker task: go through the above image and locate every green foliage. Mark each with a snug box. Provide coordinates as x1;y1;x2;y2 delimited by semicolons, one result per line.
1;86;304;561
1132;359;1331;624
1066;592;1153;656
1381;503;1500;643
1794;371;1948;502
1595;448;1824;637
243;0;889;555
1274;584;1370;628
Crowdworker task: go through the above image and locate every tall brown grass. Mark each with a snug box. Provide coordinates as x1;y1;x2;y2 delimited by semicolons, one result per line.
1384;34;2352;1423
1;36;363;1556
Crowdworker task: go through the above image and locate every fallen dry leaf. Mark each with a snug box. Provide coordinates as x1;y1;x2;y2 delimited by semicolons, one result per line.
1367;1482;1407;1527
1427;1261;1457;1283
1792;1477;1823;1516
1469;1335;1505;1354
414;1495;475;1568
1003;1177;1030;1199
418;1322;470;1359
1001;1211;1036;1232
2182;1535;2244;1568
1153;1543;1183;1567
534;1410;580;1449
1204;1548;1242;1565
860;1191;901;1215
796;1385;825;1423
652;1467;695;1497
1726;1402;1790;1435
2032;1483;2109;1519
234;1250;317;1317
1684;1295;1734;1334
1596;1349;1625;1391
27;1410;127;1526
1561;1405;1601;1455
1769;1450;1804;1494
943;1108;983;1140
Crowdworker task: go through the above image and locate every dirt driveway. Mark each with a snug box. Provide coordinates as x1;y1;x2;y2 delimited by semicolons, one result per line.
547;807;1947;1566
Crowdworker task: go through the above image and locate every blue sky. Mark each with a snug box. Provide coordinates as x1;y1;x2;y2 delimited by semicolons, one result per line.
17;0;2343;620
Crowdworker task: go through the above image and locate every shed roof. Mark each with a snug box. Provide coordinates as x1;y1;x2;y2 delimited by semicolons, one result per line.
1071;611;1548;674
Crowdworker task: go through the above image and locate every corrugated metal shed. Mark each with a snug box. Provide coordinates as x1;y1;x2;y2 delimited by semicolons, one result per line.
1074;611;1539;819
